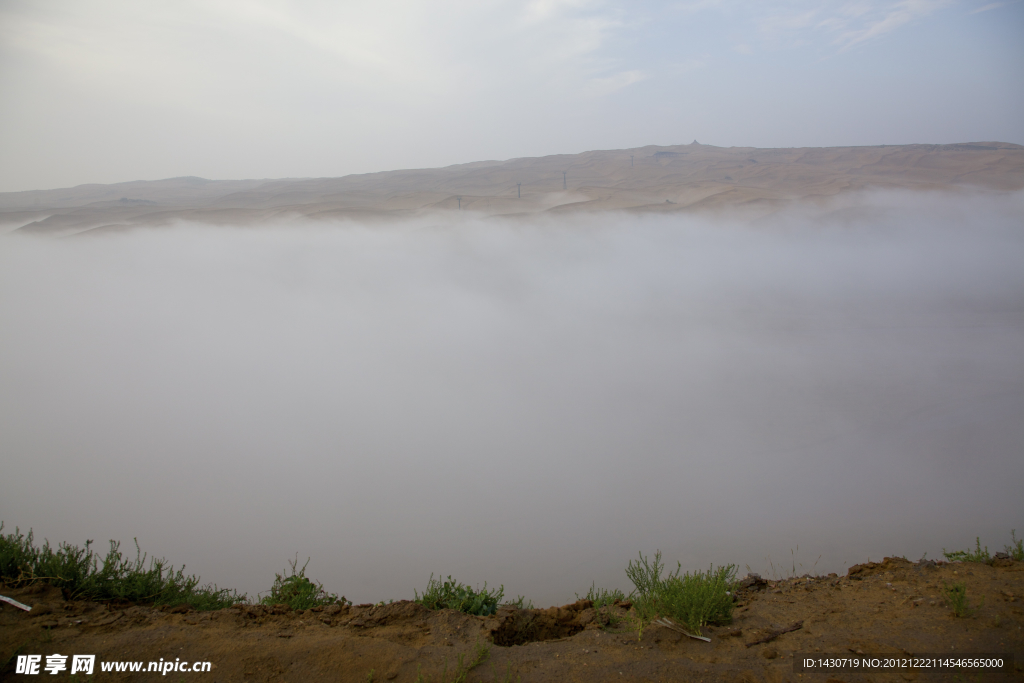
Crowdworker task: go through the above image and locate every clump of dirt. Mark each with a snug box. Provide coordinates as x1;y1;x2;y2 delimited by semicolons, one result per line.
3;558;1023;682
490;599;628;646
846;556;914;579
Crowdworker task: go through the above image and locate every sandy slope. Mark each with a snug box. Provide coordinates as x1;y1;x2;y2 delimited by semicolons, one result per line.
2;557;1022;682
2;142;1022;235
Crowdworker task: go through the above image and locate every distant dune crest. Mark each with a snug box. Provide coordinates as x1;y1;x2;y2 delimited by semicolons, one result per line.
2;142;1022;235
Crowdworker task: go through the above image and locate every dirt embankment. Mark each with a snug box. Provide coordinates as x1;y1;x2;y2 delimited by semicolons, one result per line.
3;558;1023;682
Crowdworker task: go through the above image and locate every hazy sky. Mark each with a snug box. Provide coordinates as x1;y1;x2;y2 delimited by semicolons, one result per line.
1;0;1022;192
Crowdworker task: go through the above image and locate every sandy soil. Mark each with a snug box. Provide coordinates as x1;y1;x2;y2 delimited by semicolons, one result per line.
2;142;1022;235
3;557;1022;682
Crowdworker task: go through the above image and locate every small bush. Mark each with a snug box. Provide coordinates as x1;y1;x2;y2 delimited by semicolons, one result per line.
0;523;244;610
415;574;504;616
625;550;736;636
1005;530;1023;561
943;537;991;563
261;555;343;610
660;564;737;634
625;550;668;633
943;581;981;617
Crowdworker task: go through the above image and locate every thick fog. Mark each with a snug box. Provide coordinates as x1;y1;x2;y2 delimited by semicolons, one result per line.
2;192;1023;606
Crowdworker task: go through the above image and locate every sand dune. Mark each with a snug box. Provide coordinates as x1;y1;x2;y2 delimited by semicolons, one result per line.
2;141;1022;235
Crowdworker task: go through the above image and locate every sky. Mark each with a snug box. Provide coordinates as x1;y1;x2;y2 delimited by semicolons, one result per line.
1;0;1022;192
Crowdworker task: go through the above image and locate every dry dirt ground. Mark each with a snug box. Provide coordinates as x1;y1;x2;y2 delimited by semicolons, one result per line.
2;558;1023;682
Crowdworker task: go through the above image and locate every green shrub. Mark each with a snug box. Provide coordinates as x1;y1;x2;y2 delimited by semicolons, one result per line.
1005;530;1023;561
943;537;991;563
0;523;244;610
943;581;981;617
415;574;504;616
261;555;343;610
625;550;668;633
659;564;737;634
625;550;736;636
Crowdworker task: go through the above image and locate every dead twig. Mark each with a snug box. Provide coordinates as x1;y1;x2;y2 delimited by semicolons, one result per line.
0;595;33;611
745;621;802;647
653;618;711;642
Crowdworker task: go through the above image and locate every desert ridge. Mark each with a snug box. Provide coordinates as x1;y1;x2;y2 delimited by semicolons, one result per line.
2;141;1022;235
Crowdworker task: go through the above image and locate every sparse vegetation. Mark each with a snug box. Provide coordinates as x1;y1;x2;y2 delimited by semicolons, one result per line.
943;537;991;563
415;574;504;616
1005;530;1023;561
0;523;244;610
577;581;627;629
260;555;347;610
490;662;521;683
942;580;982;617
625;550;736;637
576;581;626;609
943;531;1024;563
625;550;666;637
504;595;533;610
414;642;490;683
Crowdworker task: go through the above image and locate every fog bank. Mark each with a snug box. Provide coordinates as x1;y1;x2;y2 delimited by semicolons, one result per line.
2;192;1023;605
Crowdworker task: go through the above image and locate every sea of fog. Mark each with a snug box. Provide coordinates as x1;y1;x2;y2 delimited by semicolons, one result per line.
2;191;1023;606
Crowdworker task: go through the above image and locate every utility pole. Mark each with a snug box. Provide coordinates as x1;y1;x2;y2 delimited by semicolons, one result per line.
517;183;521;199
456;197;461;210
562;171;567;189
631;155;634;167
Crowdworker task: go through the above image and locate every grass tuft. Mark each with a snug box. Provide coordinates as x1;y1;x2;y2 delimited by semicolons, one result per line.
415;574;504;616
943;581;982;618
260;555;346;610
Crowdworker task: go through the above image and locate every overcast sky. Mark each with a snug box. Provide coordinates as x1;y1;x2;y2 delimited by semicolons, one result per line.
1;0;1022;192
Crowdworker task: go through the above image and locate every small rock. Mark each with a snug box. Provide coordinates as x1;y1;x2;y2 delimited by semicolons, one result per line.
739;575;768;592
762;648;779;660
